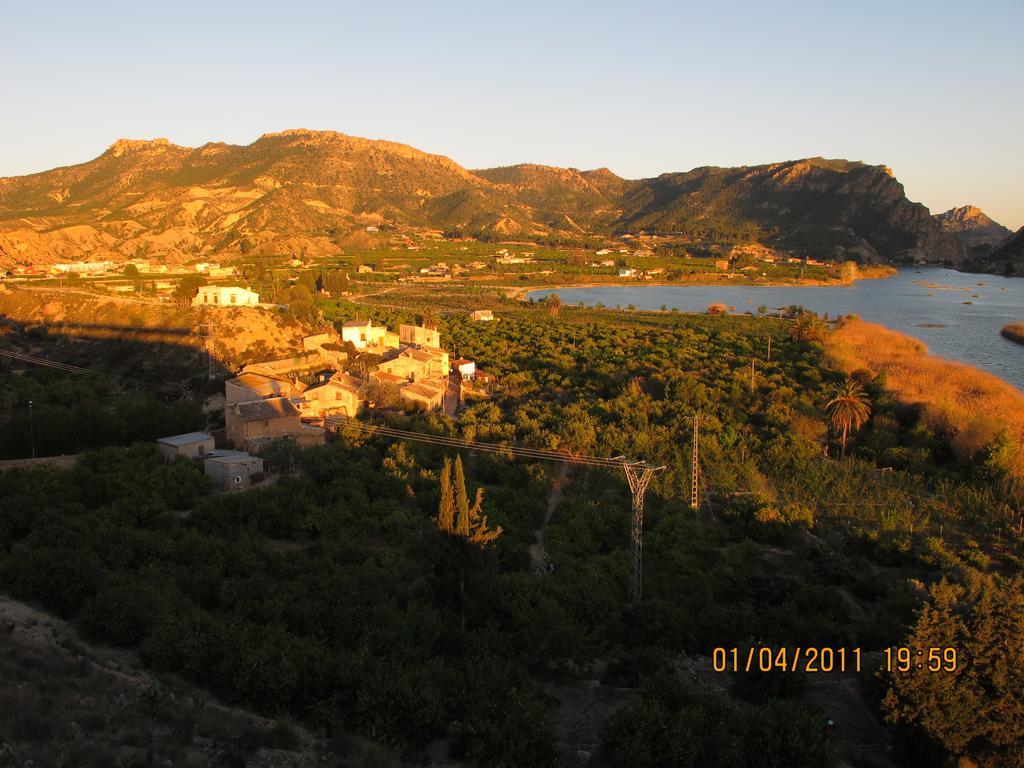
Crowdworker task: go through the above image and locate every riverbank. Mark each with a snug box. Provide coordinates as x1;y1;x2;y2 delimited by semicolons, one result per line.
825;318;1024;477
1001;323;1024;346
510;264;896;301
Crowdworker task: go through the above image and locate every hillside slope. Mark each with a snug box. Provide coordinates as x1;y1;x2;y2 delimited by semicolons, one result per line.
0;286;324;369
0;130;965;267
988;226;1024;275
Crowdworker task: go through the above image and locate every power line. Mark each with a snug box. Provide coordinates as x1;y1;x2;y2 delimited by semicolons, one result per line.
326;415;667;602
327;417;627;467
0;348;191;397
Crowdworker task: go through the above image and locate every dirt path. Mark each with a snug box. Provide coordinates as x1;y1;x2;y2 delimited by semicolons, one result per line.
443;372;461;416
346;285;399;302
530;463;570;575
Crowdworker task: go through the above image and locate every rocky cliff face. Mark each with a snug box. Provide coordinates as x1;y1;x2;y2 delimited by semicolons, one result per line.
0;131;965;268
933;205;1012;248
988;227;1024;275
614;158;964;264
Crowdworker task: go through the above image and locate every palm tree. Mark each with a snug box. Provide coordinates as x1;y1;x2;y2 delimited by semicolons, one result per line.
826;379;871;457
548;293;561;319
790;312;826;343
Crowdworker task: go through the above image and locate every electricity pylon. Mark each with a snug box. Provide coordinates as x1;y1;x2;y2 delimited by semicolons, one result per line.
622;460;666;604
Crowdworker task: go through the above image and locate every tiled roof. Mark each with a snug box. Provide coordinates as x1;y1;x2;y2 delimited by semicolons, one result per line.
243;352;322;374
229;372;290;397
329;372;364;392
234;396;299;422
402;380;445;399
372;370;407;384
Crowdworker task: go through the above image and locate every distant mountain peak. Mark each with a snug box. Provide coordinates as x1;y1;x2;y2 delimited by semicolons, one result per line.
934;205;1011;248
938;205;990;225
106;137;175;157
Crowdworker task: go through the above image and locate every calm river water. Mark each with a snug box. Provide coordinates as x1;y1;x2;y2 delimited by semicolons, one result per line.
527;268;1024;390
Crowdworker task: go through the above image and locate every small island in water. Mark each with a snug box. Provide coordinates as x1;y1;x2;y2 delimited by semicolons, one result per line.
1002;322;1024;346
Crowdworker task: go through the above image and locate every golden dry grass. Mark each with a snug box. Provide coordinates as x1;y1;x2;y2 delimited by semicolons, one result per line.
825;318;1024;475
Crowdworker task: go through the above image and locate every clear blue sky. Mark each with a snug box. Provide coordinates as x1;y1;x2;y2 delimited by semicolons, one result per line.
3;0;1021;228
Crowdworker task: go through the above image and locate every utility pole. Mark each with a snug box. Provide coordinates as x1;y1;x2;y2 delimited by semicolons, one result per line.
622;460;666;604
199;321;215;380
691;415;700;511
27;400;35;459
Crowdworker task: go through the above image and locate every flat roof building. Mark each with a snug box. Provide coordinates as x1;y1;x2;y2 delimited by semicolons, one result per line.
156;431;215;461
193;285;260;307
203;450;264;489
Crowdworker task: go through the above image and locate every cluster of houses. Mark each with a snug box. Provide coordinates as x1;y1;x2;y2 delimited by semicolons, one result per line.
193;262;238;277
617;267;665;279
159;312;497;486
495;253;535;265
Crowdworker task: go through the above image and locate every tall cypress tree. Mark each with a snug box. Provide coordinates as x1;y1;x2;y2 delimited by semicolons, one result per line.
454;455;470;537
437;457;455;533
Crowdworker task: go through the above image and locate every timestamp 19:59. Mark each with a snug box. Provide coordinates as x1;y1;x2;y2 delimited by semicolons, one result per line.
884;646;958;673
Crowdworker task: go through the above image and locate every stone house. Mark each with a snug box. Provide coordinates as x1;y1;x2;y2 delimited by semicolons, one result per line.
203;450;264;489
156;431;215;461
399;379;446;411
377;347;449;381
226;396;304;449
399;323;441;348
299;372;363;419
225;372;295;406
242;352;324;378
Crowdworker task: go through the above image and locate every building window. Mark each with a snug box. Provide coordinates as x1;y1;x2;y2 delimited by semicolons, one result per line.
230;294;237;304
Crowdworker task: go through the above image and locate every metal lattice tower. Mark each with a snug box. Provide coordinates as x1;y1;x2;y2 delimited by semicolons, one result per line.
691;415;700;510
623;461;665;604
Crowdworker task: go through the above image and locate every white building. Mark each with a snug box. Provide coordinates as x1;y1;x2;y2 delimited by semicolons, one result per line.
53;261;113;275
192;285;260;307
399;324;441;348
342;319;395;350
470;310;494;322
453;358;476;380
618;268;636;278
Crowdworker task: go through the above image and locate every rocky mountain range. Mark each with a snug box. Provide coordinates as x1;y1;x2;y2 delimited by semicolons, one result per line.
0;129;977;268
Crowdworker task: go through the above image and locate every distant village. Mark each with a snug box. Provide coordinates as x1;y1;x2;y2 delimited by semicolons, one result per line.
0;230;829;294
3;234;828;491
156;303;496;491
